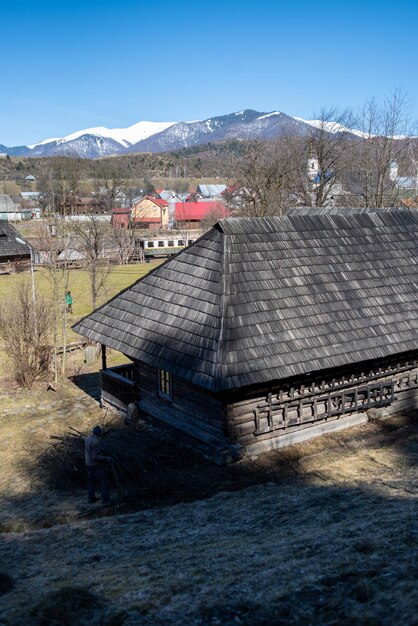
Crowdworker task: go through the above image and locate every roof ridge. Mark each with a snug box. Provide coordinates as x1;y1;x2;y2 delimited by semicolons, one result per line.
213;228;229;392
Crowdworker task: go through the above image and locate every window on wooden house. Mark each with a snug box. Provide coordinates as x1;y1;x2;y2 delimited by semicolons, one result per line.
158;369;172;399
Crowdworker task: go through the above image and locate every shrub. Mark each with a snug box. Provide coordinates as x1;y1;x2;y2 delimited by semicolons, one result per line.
0;281;52;388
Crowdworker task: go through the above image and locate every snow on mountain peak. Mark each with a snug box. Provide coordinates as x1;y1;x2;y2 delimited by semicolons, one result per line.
293;117;369;138
257;112;282;120
28;137;60;149
29;120;176;150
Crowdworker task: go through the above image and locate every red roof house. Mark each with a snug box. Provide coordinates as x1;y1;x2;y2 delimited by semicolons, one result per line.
175;201;229;227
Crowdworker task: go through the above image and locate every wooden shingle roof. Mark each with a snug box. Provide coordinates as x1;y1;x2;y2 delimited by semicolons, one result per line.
73;211;418;392
0;222;31;259
0;195;17;213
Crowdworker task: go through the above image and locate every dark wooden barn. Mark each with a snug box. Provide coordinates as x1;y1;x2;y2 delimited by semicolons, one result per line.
0;222;31;274
74;210;418;462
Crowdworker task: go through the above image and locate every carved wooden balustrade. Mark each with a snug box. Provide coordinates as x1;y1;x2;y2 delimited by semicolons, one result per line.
253;359;418;436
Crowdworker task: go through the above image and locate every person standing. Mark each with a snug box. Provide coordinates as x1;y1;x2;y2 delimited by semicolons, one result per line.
65;290;73;314
84;425;112;505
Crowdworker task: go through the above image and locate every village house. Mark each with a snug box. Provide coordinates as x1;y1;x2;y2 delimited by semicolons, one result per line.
131;196;169;229
389;161;418;193
111;207;131;229
158;190;183;202
0;222;32;273
195;184;227;199
0;195;31;221
175;201;229;229
20;191;41;202
98;187;129;208
74;209;418;463
58;196;107;216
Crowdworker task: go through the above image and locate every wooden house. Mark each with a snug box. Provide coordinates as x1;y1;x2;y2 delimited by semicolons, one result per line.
131;196;169;229
58;196;107;216
74;210;418;463
111;207;131;229
0;222;32;273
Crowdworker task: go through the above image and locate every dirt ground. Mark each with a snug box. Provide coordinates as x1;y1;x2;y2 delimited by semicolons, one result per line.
0;373;417;625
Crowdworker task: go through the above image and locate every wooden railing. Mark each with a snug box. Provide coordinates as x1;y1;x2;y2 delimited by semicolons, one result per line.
101;363;134;410
253;380;392;436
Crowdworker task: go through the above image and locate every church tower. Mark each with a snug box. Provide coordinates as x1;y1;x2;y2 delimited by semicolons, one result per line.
389;161;399;182
308;154;320;182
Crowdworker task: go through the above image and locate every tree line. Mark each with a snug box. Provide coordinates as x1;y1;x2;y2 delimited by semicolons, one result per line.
228;91;418;216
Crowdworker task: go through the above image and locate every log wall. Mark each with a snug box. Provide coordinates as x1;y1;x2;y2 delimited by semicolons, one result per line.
134;354;418;463
226;354;418;457
135;361;231;460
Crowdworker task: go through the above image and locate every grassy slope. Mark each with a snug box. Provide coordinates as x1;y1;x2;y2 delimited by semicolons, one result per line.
0;405;417;625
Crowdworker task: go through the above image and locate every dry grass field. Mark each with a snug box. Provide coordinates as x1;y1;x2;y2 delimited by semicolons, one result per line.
0;373;417;625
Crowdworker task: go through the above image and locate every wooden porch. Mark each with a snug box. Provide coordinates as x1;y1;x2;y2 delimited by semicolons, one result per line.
101;363;135;411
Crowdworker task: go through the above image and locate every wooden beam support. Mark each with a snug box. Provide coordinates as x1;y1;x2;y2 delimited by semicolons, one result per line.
101;344;107;371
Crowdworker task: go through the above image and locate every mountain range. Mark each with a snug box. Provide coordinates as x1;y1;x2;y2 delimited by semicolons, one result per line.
0;110;363;159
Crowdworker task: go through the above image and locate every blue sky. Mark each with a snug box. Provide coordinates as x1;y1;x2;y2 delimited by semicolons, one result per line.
1;0;417;145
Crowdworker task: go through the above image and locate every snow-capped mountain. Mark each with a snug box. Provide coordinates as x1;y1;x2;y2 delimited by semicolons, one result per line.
129;110;312;152
27;135;129;159
28;120;175;150
23;120;176;158
1;110;368;159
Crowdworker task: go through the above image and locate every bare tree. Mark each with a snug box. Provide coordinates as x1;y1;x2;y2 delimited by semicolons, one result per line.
37;218;72;380
36;172;54;216
285;107;355;208
172;180;189;194
200;202;229;231
228;139;292;216
110;223;136;265
95;159;130;210
52;156;85;215
0;282;52;388
71;216;111;310
352;90;414;207
66;157;84;214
